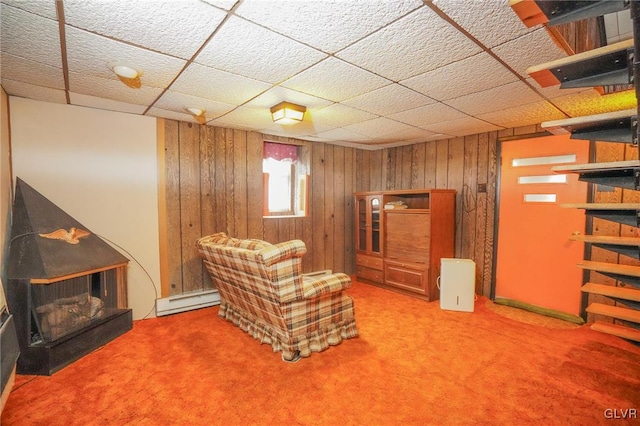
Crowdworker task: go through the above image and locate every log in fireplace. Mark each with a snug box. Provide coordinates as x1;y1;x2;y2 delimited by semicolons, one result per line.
6;178;132;375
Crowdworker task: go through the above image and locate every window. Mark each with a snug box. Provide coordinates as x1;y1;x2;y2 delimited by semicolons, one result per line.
263;142;308;217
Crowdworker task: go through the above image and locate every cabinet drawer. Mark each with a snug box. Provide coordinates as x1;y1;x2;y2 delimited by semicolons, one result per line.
384;261;428;295
356;266;384;284
356;254;383;271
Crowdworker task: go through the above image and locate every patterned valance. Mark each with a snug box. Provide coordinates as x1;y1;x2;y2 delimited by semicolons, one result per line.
264;142;297;161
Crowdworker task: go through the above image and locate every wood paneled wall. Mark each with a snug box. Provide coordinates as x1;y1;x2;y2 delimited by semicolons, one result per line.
160;118;549;299
160;120;356;296
355;127;537;297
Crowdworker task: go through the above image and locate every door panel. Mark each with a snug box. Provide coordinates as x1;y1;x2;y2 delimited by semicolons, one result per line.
495;134;589;316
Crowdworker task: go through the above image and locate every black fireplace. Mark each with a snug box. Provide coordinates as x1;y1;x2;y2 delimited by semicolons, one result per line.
6;178;132;375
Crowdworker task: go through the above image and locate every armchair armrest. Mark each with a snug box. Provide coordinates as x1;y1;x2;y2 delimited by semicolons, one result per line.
302;273;352;299
259;240;307;267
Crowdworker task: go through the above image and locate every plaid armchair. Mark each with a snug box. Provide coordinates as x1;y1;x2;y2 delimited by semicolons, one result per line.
195;232;358;362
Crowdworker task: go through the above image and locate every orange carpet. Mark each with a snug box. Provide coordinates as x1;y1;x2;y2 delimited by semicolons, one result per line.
2;280;640;425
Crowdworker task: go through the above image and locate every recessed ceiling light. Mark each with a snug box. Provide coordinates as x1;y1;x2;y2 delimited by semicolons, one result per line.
111;65;141;89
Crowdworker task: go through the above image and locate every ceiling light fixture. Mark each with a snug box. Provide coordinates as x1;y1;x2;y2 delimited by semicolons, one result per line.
186;107;207;125
270;101;306;124
111;65;141;89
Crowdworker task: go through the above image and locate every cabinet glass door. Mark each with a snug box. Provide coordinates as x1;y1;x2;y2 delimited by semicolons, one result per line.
358;198;367;251
371;197;380;254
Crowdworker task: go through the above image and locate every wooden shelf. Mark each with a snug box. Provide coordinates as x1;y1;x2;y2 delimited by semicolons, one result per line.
578;261;640;289
590;321;640;343
542;109;637;144
562;203;640;227
582;282;640;302
527;39;633;88
570;234;640;258
553;160;640;190
586;302;640;323
570;234;640;246
577;260;640;278
563;203;640;210
510;0;630;28
553;160;640;173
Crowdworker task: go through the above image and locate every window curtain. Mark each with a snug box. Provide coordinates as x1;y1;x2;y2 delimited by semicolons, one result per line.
264;142;298;161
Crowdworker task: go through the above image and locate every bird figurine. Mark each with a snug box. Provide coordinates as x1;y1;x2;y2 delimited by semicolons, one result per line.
39;227;91;244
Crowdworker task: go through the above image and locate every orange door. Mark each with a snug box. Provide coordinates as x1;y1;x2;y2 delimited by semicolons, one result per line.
495;134;589;316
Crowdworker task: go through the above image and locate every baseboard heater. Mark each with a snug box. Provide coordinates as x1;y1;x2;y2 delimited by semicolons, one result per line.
155;290;220;317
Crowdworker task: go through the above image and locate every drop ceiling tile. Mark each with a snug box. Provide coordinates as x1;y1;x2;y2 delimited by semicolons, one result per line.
69;92;148;115
389;102;469;128
243;86;332;111
63;0;228;60
476;100;567;129
309;103;378;129
617;11;633;40
1;0;57;19
491;28;568;79
0;3;61;67
337;7;482;82
170;62;271;105
235;0;422;53
1;78;67;104
387;127;444;142
0;52;64;89
402;52;519;102
314;127;374;143
147;106;202;125
210;105;276;131
195;16;326;84
260;119;335;138
432;0;536;48
65;27;187;89
153;91;236;120
525;77;591;99
423;116;503;137
201;0;238;11
281;57;390;102
344;117;421;139
69;71;164;106
342;84;435;116
444;81;543;116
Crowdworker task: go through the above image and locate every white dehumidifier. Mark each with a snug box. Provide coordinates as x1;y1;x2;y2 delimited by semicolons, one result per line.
439;258;476;312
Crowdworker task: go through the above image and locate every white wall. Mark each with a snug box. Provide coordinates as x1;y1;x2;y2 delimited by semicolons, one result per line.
9;97;160;320
0;88;11;307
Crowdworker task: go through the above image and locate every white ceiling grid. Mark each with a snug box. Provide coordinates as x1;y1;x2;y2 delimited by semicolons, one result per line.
0;0;635;149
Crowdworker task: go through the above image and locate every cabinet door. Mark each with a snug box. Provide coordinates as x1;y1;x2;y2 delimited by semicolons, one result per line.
355;195;381;255
370;196;381;254
384;211;429;264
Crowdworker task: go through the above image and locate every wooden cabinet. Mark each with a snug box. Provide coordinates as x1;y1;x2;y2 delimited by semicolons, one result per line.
355;193;383;283
354;189;455;301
